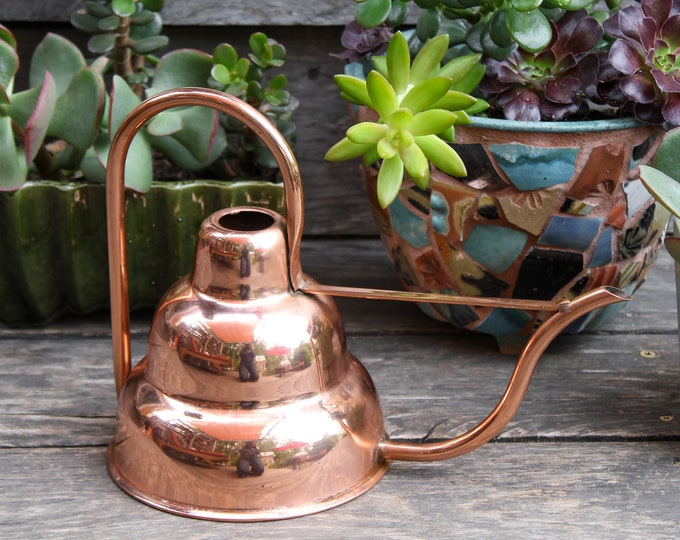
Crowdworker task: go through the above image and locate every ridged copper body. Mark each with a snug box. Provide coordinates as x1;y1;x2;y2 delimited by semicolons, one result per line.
106;88;630;521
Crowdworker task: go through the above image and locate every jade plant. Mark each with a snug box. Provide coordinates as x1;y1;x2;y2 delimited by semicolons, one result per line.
340;0;680;126
0;0;297;192
325;31;487;207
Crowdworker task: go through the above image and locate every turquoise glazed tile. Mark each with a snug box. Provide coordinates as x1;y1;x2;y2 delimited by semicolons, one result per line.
489;143;578;191
388;197;430;249
538;215;603;251
475;308;532;335
430;191;449;235
589;228;613;267
462;225;527;274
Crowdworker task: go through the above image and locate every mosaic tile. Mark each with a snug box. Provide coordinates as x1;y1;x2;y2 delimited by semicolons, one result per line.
620;204;655;258
499;190;559;236
489;143;578;191
568;145;622;199
476;194;499;220
419;300;479;328
561;198;598;216
462;224;528;274
430;191;449;235
538;215;603;252
388;197;430;249
589;228;613;267
475;308;532;336
460;268;510;298
452;143;508;191
624;180;655;219
513;249;584;300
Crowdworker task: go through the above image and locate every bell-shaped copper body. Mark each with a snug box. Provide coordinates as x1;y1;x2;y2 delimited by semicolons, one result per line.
107;207;388;521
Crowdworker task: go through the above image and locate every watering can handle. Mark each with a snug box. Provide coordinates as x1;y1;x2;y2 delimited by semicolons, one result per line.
106;88;630;462
106;88;305;394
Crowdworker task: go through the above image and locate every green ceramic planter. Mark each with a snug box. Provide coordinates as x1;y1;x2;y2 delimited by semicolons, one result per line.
0;180;284;326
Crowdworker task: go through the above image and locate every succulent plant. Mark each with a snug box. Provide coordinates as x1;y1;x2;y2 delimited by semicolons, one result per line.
0;1;297;191
325;31;487;208
478;9;607;122
604;0;680;126
340;1;679;127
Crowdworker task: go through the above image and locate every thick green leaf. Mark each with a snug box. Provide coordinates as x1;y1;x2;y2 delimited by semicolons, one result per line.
431;90;478;111
0;24;17;48
387;32;410;95
30;33;86;93
437;53;482;85
410;109;457;136
24;72;57;165
130;35;169;54
151;49;213;92
488;10;515;47
324;137;373;161
400;77;451;114
146;110;183;136
0;115;27;189
387;0;409;26
411;34;449;85
98;15;121;32
70;11;104;33
416;8;441;42
108;76;153;191
211;64;232;85
49;68;104;150
377;155;404;208
85;1;114;17
347;122;388;144
400;141;429;186
506;8;552;52
88;33;116;54
416;134;466;176
2;85;42;127
149;121;226;171
213;43;238;70
511;0;542;12
112;0;137;17
367;71;399;120
0;39;19;89
355;0;392;28
129;13;163;40
141;0;165;12
652;127;680;180
639;165;680;219
156;106;220;163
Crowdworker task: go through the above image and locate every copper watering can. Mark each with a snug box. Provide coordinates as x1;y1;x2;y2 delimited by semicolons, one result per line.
106;88;630;521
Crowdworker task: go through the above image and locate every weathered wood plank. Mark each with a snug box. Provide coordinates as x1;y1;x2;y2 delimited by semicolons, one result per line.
1;443;679;537
0;1;358;26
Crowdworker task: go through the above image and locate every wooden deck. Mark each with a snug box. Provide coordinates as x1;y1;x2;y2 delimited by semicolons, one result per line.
2;8;680;538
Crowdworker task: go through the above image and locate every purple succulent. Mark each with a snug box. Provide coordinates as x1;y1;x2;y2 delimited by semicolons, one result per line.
333;20;394;63
478;10;606;122
604;0;680;126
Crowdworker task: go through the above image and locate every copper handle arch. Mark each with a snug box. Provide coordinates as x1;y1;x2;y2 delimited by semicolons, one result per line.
106;87;630;461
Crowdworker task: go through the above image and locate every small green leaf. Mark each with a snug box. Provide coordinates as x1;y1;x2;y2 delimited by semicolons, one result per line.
387;32;410;95
387;0;409;26
130;9;155;24
129;13;163;40
2;85;41;127
0;115;27;190
49;68;104;150
371;55;388;78
652;127;680;180
333;74;371;107
112;0;137;17
416;134;466;177
30;33;86;94
400;142;429;186
416;8;441;42
0;39;19;89
400;77;452;114
511;0;542;12
130;35;169;54
506;8;552;52
98;15;121;32
325;137;373;161
151;49;213;92
147;110;183;136
411;109;457;136
211;64;231;85
355;0;392;28
0;24;17;48
367;70;399;120
70;11;104;33
213;43;238;70
88;33;116;54
377;155;405;208
347;122;389;144
488;10;515;48
24;71;57;165
411;33;449;84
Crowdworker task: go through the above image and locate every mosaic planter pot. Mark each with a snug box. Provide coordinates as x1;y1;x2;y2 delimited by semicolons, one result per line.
0;180;284;326
363;116;670;353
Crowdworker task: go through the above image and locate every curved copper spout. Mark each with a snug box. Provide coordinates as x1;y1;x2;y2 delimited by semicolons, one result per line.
380;286;630;461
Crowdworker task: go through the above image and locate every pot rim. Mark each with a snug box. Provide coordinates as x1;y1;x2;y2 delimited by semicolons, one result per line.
469;116;647;133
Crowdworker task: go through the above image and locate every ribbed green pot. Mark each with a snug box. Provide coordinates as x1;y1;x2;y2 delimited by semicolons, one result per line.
0;180;284;326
